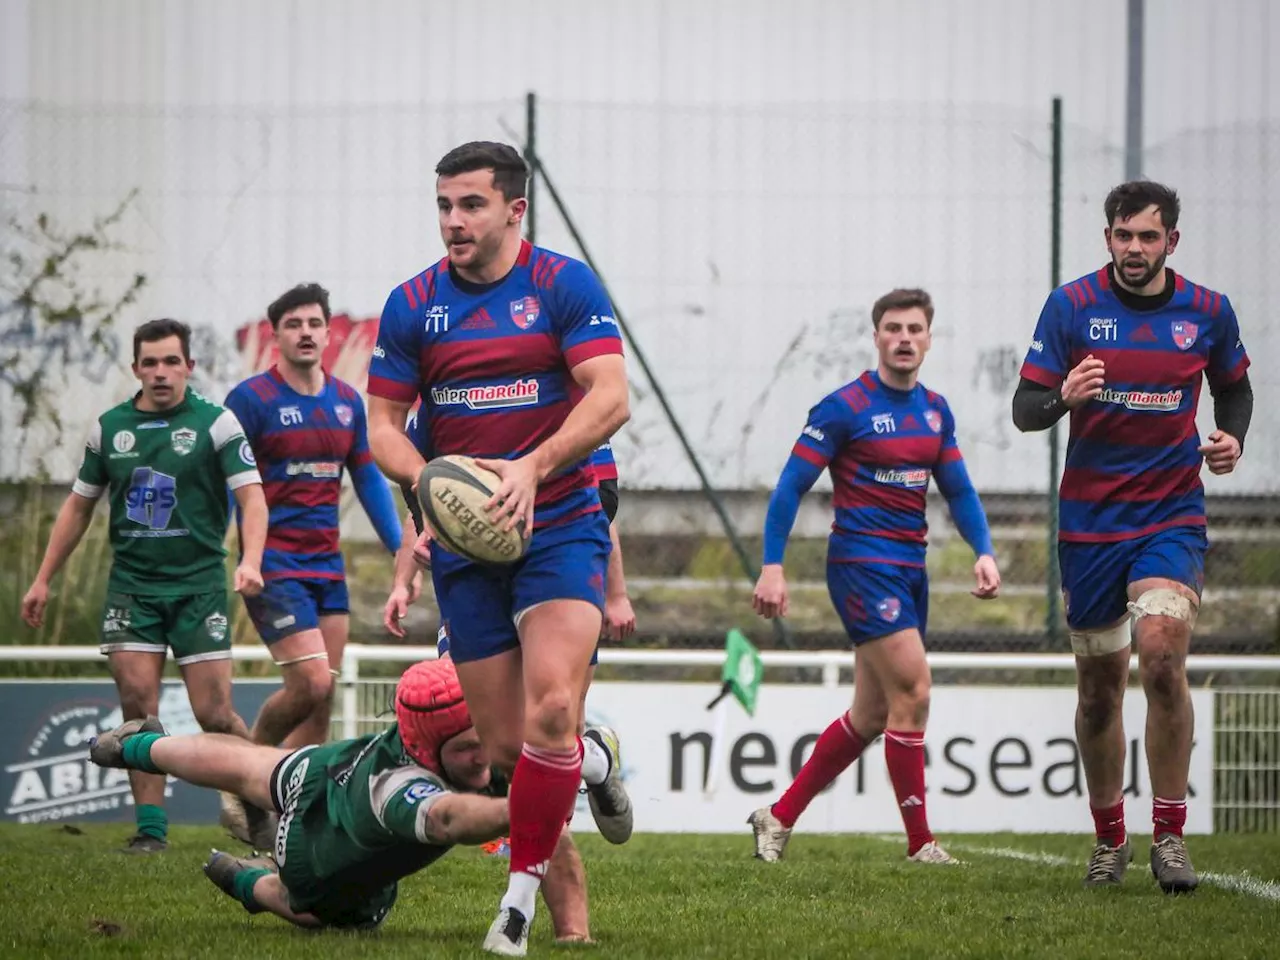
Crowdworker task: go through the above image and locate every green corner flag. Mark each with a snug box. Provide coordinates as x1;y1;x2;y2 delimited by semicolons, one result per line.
721;628;763;717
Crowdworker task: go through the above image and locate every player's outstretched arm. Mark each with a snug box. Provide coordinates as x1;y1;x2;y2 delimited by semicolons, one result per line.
603;522;636;642
21;491;98;628
350;460;402;554
418;793;510;846
754;453;825;619
384;513;424;638
367;397;426;489
933;435;1000;599
231;483;267;597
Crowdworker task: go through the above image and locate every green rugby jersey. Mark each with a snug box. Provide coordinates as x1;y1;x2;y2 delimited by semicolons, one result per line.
73;390;261;597
280;725;455;891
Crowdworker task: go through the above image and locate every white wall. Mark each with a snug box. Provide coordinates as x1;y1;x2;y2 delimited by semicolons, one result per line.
2;0;1276;492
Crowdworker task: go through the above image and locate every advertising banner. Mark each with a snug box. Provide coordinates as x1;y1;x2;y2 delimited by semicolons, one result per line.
575;683;1215;835
1;680;279;825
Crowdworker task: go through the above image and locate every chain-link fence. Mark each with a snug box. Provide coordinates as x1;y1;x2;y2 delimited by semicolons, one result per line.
1;96;1277;653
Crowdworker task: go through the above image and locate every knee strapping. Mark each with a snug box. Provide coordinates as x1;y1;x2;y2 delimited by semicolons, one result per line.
1127;588;1198;629
274;651;329;668
1069;619;1132;657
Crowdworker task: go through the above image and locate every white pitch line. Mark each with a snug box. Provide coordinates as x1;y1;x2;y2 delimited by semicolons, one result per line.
869;835;1280;902
1200;871;1280;903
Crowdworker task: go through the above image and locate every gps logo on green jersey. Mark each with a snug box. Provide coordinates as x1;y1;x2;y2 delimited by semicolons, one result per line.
125;467;178;530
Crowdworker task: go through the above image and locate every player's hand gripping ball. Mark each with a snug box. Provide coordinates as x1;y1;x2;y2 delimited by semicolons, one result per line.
417;455;531;565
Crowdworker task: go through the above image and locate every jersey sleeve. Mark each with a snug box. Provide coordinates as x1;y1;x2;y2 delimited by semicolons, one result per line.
1207;295;1251;390
345;391;375;470
1019;290;1073;388
369;766;451;844
210;408;262;490
790;393;855;470
933;399;962;468
222;384;262;446
71;419;108;500
548;259;624;369
368;287;422;403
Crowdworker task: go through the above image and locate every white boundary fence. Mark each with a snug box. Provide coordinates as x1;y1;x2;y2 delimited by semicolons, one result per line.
3;647;1278;833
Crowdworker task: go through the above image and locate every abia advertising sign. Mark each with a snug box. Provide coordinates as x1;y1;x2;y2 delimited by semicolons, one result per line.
1;680;277;825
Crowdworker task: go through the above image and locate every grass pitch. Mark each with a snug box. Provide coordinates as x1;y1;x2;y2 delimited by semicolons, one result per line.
0;825;1276;958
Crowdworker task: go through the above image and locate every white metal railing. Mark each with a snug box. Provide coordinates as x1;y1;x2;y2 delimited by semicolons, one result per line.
2;645;1278;740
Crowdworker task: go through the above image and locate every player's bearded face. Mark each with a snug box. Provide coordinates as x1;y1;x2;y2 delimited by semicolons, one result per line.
275;308;329;369
132;335;193;410
440;728;491;791
874;308;932;376
436;171;523;275
1107;207;1178;291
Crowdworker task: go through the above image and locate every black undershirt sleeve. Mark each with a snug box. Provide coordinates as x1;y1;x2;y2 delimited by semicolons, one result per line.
1210;371;1253;452
1011;377;1069;432
400;483;425;536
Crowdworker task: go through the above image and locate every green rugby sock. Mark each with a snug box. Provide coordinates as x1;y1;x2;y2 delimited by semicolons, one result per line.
135;803;167;841
231;867;271;914
122;732;165;773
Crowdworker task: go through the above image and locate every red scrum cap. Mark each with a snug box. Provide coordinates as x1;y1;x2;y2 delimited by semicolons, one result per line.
394;657;472;775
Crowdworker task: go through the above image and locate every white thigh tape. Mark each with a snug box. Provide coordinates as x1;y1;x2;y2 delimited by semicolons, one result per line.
1127;588;1197;627
274;651;330;668
1069;618;1132;657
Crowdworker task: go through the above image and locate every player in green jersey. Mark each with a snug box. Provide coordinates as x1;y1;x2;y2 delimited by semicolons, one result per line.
22;319;270;854
88;657;629;934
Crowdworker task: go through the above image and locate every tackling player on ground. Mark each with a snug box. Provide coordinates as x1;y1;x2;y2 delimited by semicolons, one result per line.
749;289;1001;864
225;283;401;754
366;141;631;955
22;319;267;854
88;657;627;931
1012;180;1253;893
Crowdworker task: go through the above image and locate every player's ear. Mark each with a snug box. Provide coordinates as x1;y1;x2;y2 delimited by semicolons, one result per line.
1103;226;1112;249
186;359;196;372
1166;229;1180;254
508;197;527;225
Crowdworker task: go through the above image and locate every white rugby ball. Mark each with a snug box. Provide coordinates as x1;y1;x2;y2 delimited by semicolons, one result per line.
417;455;530;565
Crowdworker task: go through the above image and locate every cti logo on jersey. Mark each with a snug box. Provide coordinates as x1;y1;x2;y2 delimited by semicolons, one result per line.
509;297;540;330
1172;321;1198;351
872;413;896;434
1089;318;1118;342
279;405;304;426
424;305;450;334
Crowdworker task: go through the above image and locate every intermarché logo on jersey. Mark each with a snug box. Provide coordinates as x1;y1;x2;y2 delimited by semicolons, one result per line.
1097;387;1183;412
874;468;930;488
430;379;539;410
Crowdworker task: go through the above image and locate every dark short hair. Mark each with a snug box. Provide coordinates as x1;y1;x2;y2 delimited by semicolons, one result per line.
133;318;192;362
435;141;528;202
872;288;934;330
1104;180;1180;231
268;282;331;329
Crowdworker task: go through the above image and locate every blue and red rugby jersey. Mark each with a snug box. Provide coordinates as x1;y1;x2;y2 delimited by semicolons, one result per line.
225;367;400;580
768;370;989;568
1020;266;1250;543
590;441;618;484
369;240;624;529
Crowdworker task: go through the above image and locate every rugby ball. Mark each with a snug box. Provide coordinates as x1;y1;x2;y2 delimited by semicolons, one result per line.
417;455;530;565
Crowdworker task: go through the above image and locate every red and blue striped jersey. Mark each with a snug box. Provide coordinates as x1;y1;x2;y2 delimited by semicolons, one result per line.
1020;266;1250;543
589;441;617;484
224;367;375;580
369;241;623;529
792;370;963;567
